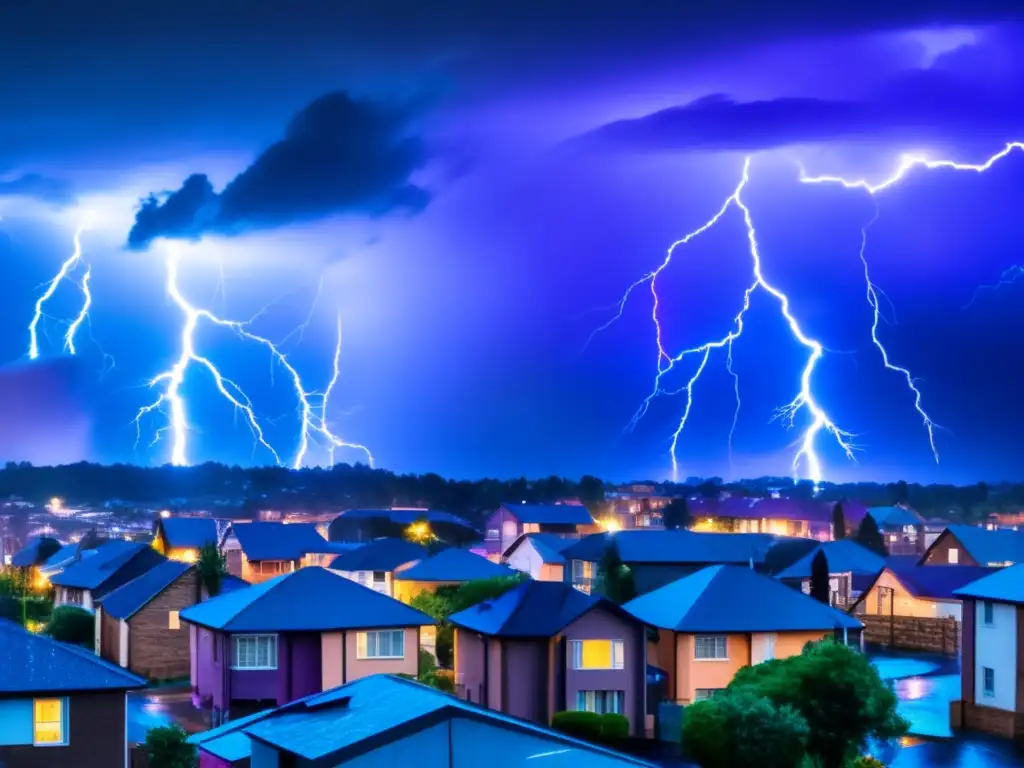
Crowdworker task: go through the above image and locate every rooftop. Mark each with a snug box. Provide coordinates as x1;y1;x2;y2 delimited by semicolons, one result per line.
338;508;476;530
394;548;518;582
230;521;343;561
328;538;427;572
562;530;778;565
497;503;595;526
775;540;887;580
872;565;998;601
935;524;1024;566
159;516;218;550
98;560;193;620
504;532;578;564
953;563;1024;605
50;540;164;590
867;506;924;527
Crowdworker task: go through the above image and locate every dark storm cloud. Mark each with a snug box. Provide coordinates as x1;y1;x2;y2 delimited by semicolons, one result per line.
0;173;74;205
127;92;429;249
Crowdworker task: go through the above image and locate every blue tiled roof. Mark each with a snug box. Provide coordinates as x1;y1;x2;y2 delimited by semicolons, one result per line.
40;542;80;572
449;580;636;637
953;563;1024;604
220;574;250;593
328;538;427;571
50;540;163;590
227;674;653;764
776;540;887;580
0;619;145;693
504;533;576;564
11;536;60;567
188;708;275;762
623;564;862;632
230;522;338;561
939;524;1024;565
159;517;218;550
99;560;193;620
180;566;434;632
883;565;998;601
394;548;517;582
340;508;476;530
499;503;595;526
562;530;777;565
867;506;922;528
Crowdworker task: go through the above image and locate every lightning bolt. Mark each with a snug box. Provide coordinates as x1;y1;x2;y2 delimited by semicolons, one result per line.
28;225;88;360
63;266;92;355
134;245;373;469
963;264;1024;309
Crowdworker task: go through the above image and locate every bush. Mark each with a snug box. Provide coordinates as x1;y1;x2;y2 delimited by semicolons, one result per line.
43;606;94;648
145;725;196;768
550;711;628;745
600;713;629;743
849;758;885;768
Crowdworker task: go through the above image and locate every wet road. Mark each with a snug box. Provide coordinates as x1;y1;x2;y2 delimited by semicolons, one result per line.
127;687;207;743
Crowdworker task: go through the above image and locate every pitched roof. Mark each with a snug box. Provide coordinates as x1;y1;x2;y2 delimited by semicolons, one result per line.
503;532;577;564
936;524;1024;565
179;566;434;632
867;506;923;527
50;540;164;590
159;516;218;550
11;536;61;567
394;548;518;582
561;530;777;565
40;542;81;572
98;560;193;620
776;540;887;580
498;503;594;526
230;522;340;561
623;564;862;632
328;538;427;572
188;709;276;762
449;580;637;637
953;564;1024;605
212;674;653;765
0;619;145;693
339;508;476;530
873;565;998;601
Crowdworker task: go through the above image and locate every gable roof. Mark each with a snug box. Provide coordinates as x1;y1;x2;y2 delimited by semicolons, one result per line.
503;532;577;564
0;619;145;693
11;536;61;567
230;522;340;561
867;506;923;527
623;564;862;632
561;530;777;566
180;566;434;632
98;560;193;620
328;538;427;572
158;516;218;550
338;508;476;530
856;565;998;607
930;524;1024;566
497;503;595;526
40;542;81;572
953;563;1024;605
449;580;638;637
776;540;887;581
213;674;653;765
50;540;164;590
394;548;518;582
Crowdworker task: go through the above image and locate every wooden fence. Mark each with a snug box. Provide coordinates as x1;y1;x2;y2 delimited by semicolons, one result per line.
860;614;959;655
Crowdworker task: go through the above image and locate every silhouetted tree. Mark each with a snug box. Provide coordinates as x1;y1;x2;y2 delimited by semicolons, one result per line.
809;550;830;605
888;480;909;505
663;498;691;530
831;502;846;540
855;515;887;557
578;475;605;508
196;542;227;598
598;539;636;604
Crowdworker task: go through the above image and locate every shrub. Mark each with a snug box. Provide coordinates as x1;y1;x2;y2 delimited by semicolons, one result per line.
600;713;629;743
550;711;628;745
849;757;885;768
145;725;196;768
43;605;94;648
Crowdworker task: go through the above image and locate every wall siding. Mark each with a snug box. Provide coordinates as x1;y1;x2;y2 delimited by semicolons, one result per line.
923;532;978;566
975;601;1018;712
128;569;199;679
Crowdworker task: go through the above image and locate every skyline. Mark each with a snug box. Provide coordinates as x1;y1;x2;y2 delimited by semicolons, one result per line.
3;5;1024;483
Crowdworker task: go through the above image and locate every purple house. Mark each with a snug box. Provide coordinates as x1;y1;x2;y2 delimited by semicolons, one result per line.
483;503;595;558
449;580;648;735
180;566;434;724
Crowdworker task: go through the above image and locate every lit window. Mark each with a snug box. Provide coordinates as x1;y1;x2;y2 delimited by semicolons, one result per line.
486;529;500;540
575;690;624;714
983;601;994;626
694;636;728;660
983;667;995;697
232;635;278;669
357;630;405;659
168;611;180;630
33;698;67;746
948;548;959;565
571;640;624;670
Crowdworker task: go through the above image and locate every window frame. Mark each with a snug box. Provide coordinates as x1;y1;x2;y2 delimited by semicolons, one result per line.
575;689;625;715
982;601;995;626
983;666;995;697
168;611;180;630
694;635;729;661
32;697;68;747
570;639;625;670
947;547;959;565
356;629;406;660
231;634;279;670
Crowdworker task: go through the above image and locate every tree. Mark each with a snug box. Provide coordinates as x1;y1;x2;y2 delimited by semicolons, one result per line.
681;689;808;768
730;641;906;768
598;539;636;604
831;501;846;540
855;515;887;557
662;498;691;530
577;475;605;507
145;725;196;768
809;550;830;605
43;606;94;647
196;542;227;598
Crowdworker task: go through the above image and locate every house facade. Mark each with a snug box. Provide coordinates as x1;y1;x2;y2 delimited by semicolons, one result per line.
604;485;676;529
502;533;574;582
220;522;344;584
852;565;995;622
866;506;925;557
922;524;1024;567
482;504;594;558
329;538;427;597
688;497;863;540
50;540;166;613
152;516;219;563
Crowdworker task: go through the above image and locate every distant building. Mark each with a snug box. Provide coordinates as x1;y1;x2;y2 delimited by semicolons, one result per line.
922;524;1024;567
502;532;578;582
329;538;428;597
603;485;676;529
392;548;518;603
852;564;995;622
328;508;478;545
482;503;594;558
775;540;887;609
220;522;349;583
50;540;166;614
865;506;925;556
688;497;865;541
152;516;219;563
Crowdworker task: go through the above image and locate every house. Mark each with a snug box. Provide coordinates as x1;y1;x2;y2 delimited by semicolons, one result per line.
775;540;887;609
393;548;519;603
329;508;478;545
50;540;166;613
8;536;61;590
0;618;145;768
951;564;1024;738
37;542;86;582
448;580;648;734
502;533;577;581
483;504;594;558
180;566;434;723
852;565;995;621
866;506;925;556
623;565;863;705
152;516;219;562
561;530;779;595
188;674;654;768
604;485;677;529
922;524;1024;567
328;538;428;596
688;497;866;540
220;522;345;583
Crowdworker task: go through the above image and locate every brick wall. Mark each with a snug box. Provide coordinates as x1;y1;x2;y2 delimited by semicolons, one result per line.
100;608;121;665
954;700;1024;739
129;569;199;680
860;614;959;655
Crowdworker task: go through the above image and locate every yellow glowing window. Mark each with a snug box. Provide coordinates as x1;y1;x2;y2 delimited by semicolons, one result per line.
169;611;180;630
571;640;624;670
33;698;66;746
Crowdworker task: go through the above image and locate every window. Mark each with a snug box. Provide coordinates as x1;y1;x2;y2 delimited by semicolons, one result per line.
232;635;278;669
168;611;180;630
572;560;595;593
983;667;995;697
948;547;959;565
983;601;995;626
357;629;405;659
575;690;624;715
694;636;728;660
486;528;500;540
695;689;725;701
33;698;67;746
571;640;624;670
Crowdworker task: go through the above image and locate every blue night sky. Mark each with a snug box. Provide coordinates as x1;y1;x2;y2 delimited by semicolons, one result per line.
2;2;1024;484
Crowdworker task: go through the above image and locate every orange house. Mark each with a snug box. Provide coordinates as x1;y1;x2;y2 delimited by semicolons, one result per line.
623;565;864;705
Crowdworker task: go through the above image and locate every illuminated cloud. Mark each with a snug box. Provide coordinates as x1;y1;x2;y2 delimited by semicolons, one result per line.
127;91;430;249
0;173;75;206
